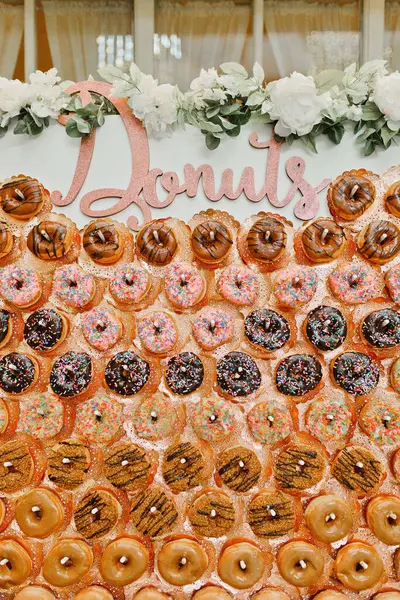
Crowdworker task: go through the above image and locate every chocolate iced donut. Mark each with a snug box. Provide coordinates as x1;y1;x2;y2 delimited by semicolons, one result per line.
366;494;400;545
217;446;262;493
24;308;68;352
0;352;38;394
0;176;45;221
304;494;353;542
357;220;400;264
385;181;400;217
50;351;92;398
248;490;296;538
47;439;91;490
130;486;178;537
305;305;347;351
74;489;120;540
361;308;400;348
15;587;56;600
0;310;12;349
162;441;205;493
104;351;150;396
218;542;265;589
328;173;375;221
158;538;208;586
0;439;34;492
247;217;287;262
165;352;204;395
137;221;177;266
83;220;123;264
332;351;379;395
275;354;322;397
277;541;324;587
75;587;113;600
216;352;261;398
0;222;13;259
43;538;93;587
191;220;233;264
332;446;385;496
301;218;346;263
0;539;32;589
27;220;73;260
189;490;235;537
335;542;384;590
15;488;65;538
104;441;151;492
245;309;291;352
274;443;326;491
193;587;232;600
100;537;149;586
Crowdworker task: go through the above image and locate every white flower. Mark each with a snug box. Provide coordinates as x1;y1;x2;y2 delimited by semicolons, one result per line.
190;68;220;92
372;72;400;126
0;79;29;126
29;68;61;87
343;60;388;104
323;86;350;121
346;104;363;121
266;72;331;137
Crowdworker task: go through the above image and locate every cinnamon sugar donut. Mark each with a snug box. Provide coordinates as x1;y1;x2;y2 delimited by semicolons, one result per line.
335;542;384;590
301;218;346;263
74;489;120;540
357;220;400;264
83;220;123;265
0;539;32;589
218;541;266;589
157;538;208;586
189;490;236;537
130;486;178;537
328;173;375;221
332;446;385;496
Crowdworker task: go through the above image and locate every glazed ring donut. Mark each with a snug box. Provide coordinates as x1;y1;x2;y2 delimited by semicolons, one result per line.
83;220;123;265
0;264;42;308
138;311;178;355
313;592;347;600
385;180;400;217
14;586;56;599
357;220;400;264
335;542;384;590
277;540;324;587
332;351;379;396
328;173;375;221
74;587;114;600
15;488;65;538
0;352;38;394
42;538;93;587
366;495;400;545
374;593;400;600
0;176;45;220
191;220;233;264
246;217;287;263
218;541;265;589
304;494;353;542
100;537;149;586
0;539;32;589
157;538;208;586
27;220;73;260
192;587;232;600
329;262;382;305
133;588;171;599
0;222;13;259
137;221;177;266
252;590;291;600
361;308;400;348
301;218;346;263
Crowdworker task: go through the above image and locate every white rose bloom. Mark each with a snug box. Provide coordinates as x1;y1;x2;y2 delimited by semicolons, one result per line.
0;79;29;125
29;68;61;87
267;72;331;137
190;68;219;92
130;81;178;136
346;104;363;121
372;72;400;125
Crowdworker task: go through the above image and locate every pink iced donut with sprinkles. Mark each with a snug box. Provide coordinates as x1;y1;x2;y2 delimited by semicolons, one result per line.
217;265;259;306
193;397;235;442
75;394;124;445
247;398;293;448
0;264;42;308
385;263;400;304
109;264;151;304
192;307;234;351
81;307;122;351
164;262;206;309
18;393;64;440
306;397;352;443
359;396;400;446
138;311;178;354
329;263;382;305
132;394;179;441
52;264;95;310
273;266;317;308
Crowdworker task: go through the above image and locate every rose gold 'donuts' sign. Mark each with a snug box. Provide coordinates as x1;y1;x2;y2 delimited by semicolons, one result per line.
51;81;331;230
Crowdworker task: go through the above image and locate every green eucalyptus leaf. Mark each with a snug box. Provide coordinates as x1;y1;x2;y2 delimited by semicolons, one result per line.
314;69;344;92
13;118;28;135
354;120;364;134
219;116;238;130
361;102;382;121
326;123;345;145
205;132;220;150
364;138;376;156
226;125;241;137
0;125;7;138
206;106;220;119
381;124;398;148
66;118;83;138
219;103;240;116
301;134;318;153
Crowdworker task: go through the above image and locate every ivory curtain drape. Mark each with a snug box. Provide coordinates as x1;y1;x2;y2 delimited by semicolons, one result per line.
385;0;400;70
0;2;23;78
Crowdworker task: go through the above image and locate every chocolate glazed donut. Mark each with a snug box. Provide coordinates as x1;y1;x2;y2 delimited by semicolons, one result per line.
27;221;72;260
83;220;123;265
137;221;177;266
191;220;233;264
0;177;45;220
247;217;287;262
328;174;375;221
357;220;400;264
361;308;400;348
301;219;346;263
385;181;400;217
0;222;13;259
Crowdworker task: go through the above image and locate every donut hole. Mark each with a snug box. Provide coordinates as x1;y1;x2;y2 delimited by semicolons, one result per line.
13;280;23;291
68;279;77;288
96;322;106;333
295;559;307;571
0;559;12;571
60;557;73;568
387;513;398;527
355;560;368;572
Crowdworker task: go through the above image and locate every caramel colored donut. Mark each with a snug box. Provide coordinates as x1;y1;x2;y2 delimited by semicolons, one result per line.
0;222;13;259
218;542;265;589
357;220;400;264
134;589;171;600
313;592;347;600
193;587;232;600
252;591;291;600
100;537;149;586
328;173;375;221
304;494;353;542
43;538;93;587
247;217;287;263
74;489;120;540
385;181;400;217
137;221;177;266
130;486;178;538
366;495;400;545
0;539;32;589
0;176;45;221
0;439;35;493
274;443;327;492
301;218;346;263
27;220;73;260
83;220;123;265
15;488;65;538
335;542;384;590
74;587;114;600
157;538;208;586
248;490;296;538
47;439;91;490
277;540;324;587
191;220;233;264
15;586;56;600
374;593;400;600
188;490;236;537
332;446;385;496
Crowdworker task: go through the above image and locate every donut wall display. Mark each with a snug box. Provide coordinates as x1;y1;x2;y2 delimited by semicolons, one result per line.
0;171;400;600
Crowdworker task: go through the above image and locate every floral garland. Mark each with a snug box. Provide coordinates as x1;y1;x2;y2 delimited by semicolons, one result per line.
1;60;400;155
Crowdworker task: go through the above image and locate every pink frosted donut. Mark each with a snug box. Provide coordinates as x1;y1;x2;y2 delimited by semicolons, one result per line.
217;265;259;306
75;394;124;444
52;264;95;309
192;308;234;351
18;393;64;439
82;307;122;351
0;264;42;308
138;311;178;354
329;263;382;305
164;262;205;309
385;264;400;304
109;264;151;304
273;267;317;308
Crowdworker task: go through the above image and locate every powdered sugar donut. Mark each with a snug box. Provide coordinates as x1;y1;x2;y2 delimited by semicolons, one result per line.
192;307;234;351
81;307;122;351
52;264;95;310
193;397;235;442
109;264;151;305
18;394;64;440
75;394;124;444
138;311;178;354
217;265;259;306
273;267;317;308
0;265;42;308
329;263;382;305
164;262;206;309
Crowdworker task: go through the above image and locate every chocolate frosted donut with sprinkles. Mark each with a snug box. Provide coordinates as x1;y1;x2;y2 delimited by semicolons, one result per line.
165;352;204;395
305;305;347;351
105;351;150;396
332;351;379;395
50;351;92;398
245;309;291;352
217;351;261;397
0;352;37;394
361;308;400;348
275;354;322;397
24;308;67;352
0;310;12;349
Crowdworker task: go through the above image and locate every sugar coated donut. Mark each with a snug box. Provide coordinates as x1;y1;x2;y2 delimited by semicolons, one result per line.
217;265;259;306
386;264;400;304
305;305;347;351
191;220;233;264
47;439;91;490
301;218;346;263
15;586;56;600
27;220;74;261
218;541;265;589
332;351;379;395
332;446;384;496
52;264;95;309
193;587;232;600
0;264;41;308
277;541;324;587
188;489;235;537
165;352;204;395
105;351;150;396
273;267;317;308
0;539;32;589
43;538;93;587
248;489;296;538
305;494;353;542
217;445;262;493
130;486;178;537
276;354;322;397
104;441;151;492
366;494;400;545
193;397;234;442
50;351;92;398
133;394;178;440
306;397;352;442
137;221;177;266
357;220;400;264
74;489;120;540
362;308;400;348
24;308;68;352
15;488;65;538
81;306;122;351
158;538;208;586
74;587;113;600
0;439;34;493
134;589;171;600
274;443;326;491
109;264;151;304
0;352;38;394
164;261;206;308
217;351;261;398
359;396;400;445
83;220;123;265
18;393;64;439
75;394;123;444
374;593;400;600
138;311;178;354
245;309;290;352
247;398;293;447
329;263;382;305
100;537;149;586
0;176;45;221
328;173;375;221
192;307;234;350
162;441;205;493
335;542;384;590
